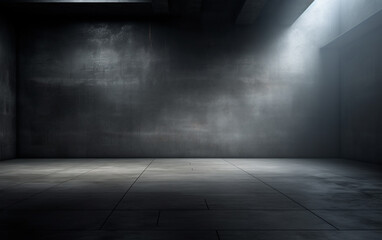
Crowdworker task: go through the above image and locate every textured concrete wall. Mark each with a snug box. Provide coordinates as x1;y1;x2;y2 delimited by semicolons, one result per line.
340;25;382;164
0;19;16;160
18;0;341;158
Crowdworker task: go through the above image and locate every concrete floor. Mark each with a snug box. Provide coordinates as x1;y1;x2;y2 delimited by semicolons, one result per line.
0;158;382;239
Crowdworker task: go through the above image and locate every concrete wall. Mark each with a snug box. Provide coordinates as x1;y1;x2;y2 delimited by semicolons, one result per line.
18;0;341;158
338;1;382;164
340;0;382;34
0;18;16;160
339;3;382;164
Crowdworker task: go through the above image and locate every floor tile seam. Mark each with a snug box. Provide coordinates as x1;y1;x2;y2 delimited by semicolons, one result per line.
44;166;103;188
0;164;82;193
155;209;333;212
114;208;306;210
7;228;349;232
102;227;341;231
216;229;221;240
99;159;155;230
10;208;382;212
156;210;161;226
204;199;210;210
3;166;101;210
2;209;116;212
31;229;221;232
4;229;379;232
216;229;381;232
309;209;382;211
222;159;340;231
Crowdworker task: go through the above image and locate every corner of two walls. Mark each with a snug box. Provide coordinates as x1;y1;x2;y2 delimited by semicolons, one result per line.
0;17;16;160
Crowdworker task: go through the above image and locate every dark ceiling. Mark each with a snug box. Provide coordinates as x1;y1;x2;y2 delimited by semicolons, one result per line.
0;0;314;26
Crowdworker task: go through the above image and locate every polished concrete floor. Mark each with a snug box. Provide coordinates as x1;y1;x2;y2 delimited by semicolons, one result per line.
0;158;382;239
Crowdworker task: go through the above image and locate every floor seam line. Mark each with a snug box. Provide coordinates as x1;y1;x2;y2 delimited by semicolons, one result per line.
0;164;78;194
223;159;341;231
99;159;155;230
156;210;161;226
4;165;100;210
205;199;210;210
216;230;221;240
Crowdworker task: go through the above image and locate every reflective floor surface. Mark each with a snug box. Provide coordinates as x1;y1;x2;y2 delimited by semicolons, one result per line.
0;158;382;239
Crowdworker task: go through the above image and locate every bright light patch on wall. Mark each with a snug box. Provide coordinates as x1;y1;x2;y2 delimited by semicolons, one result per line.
243;0;342;116
291;0;341;43
277;0;341;73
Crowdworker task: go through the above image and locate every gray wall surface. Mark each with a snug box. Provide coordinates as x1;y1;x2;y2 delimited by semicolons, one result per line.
9;0;382;161
0;19;16;160
18;0;341;158
340;25;382;164
18;20;339;157
338;1;382;164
